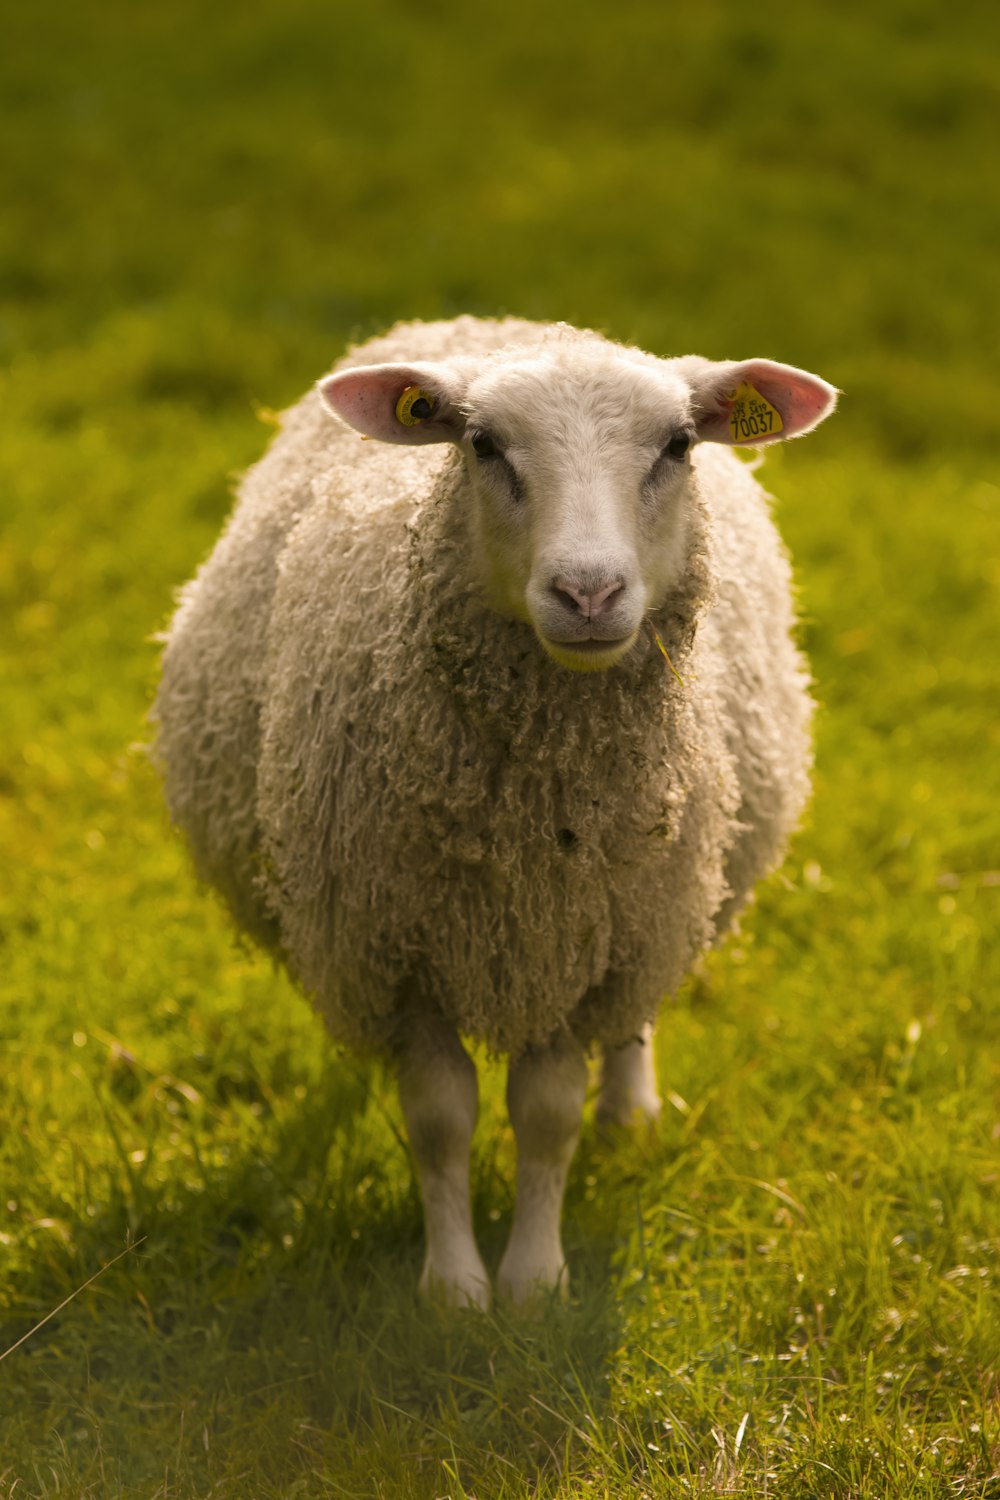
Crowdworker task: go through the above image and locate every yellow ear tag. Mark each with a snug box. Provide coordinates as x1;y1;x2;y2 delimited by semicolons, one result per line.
395;385;436;427
726;382;783;442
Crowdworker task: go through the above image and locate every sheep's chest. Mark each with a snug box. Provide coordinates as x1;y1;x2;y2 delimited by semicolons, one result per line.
259;527;735;1051
319;646;721;1051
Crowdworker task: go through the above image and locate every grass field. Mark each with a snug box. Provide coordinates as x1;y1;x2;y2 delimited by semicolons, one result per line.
1;0;998;1495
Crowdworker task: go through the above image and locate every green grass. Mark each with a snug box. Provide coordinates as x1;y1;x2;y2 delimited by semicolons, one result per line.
1;0;998;1494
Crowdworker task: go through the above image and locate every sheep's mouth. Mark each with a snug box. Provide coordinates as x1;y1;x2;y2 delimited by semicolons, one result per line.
538;632;637;673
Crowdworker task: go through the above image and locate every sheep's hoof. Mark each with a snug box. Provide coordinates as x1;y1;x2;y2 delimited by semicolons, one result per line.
594;1093;662;1136
418;1257;491;1311
496;1256;569;1310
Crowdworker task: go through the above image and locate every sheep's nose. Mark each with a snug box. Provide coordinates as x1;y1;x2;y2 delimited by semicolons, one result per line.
552;576;625;619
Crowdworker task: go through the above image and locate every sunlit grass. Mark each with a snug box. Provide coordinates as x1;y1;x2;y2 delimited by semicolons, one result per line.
1;0;997;1494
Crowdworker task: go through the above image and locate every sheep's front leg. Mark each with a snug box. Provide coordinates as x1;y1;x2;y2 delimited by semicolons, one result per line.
396;1017;490;1310
596;1023;661;1128
497;1032;587;1304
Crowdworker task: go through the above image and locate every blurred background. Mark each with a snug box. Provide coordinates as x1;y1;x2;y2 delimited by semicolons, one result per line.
3;0;998;441
1;0;998;1494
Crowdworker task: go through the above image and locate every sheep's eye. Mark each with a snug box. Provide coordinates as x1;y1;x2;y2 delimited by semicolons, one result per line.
665;431;692;460
471;430;498;459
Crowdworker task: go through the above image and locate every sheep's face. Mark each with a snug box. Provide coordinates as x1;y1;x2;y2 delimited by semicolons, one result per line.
319;338;837;674
456;355;696;673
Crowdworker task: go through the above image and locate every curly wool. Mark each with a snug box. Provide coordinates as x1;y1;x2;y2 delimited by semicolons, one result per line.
154;318;812;1057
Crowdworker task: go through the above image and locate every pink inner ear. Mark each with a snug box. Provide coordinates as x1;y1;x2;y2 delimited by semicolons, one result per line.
317;363;455;446
319;367;409;437
695;359;838;445
741;361;837;437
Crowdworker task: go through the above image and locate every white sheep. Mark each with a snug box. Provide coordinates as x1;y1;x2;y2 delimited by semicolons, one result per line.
153;316;837;1308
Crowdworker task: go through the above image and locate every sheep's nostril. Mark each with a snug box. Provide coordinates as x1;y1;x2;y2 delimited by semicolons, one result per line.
552;577;625;618
552;579;587;615
589;580;624;617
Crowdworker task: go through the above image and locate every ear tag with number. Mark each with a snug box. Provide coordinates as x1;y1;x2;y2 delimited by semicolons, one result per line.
395;386;436;427
726;382;784;442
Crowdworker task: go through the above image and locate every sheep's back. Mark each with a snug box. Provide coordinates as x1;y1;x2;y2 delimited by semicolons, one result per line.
690;447;813;929
152;375;449;939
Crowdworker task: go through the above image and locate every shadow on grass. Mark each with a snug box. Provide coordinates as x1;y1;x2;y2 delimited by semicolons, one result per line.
0;1058;638;1492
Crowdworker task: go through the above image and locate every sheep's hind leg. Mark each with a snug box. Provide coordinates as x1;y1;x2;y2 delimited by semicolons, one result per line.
396;1016;490;1310
497;1032;588;1304
596;1023;662;1129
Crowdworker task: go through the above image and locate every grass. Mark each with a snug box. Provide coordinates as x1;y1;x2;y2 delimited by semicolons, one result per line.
1;0;998;1494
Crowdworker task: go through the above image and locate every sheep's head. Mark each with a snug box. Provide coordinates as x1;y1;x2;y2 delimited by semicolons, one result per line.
319;336;837;673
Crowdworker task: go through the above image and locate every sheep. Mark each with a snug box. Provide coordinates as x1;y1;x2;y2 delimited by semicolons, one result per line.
153;315;837;1309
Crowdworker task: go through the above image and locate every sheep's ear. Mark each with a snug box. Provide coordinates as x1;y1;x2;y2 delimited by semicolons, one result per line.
317;361;466;446
678;357;838;446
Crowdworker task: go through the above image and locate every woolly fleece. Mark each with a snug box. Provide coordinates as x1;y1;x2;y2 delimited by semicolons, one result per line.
153;317;813;1057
